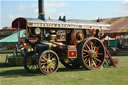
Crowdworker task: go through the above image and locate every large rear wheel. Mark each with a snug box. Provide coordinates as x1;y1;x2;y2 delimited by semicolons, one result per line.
77;37;105;70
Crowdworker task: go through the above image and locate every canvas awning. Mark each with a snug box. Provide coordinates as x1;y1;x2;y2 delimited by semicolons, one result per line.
103;16;128;34
0;30;25;44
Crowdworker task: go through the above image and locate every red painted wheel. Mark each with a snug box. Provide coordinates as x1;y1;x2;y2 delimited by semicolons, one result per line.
39;50;59;75
77;37;105;70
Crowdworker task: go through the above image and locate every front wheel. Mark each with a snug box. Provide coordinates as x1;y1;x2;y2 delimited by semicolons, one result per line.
39;50;59;75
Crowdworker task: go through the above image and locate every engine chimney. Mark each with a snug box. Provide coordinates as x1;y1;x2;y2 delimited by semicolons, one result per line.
38;0;45;20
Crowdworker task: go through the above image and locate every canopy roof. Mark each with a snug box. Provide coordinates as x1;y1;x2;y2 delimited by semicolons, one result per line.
0;30;25;44
103;16;128;34
12;17;110;30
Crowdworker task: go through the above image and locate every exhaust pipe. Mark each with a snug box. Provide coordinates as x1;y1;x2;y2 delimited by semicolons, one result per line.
38;0;45;20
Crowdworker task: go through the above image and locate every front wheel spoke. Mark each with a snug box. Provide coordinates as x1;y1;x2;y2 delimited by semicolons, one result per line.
41;62;47;65
50;63;56;67
41;65;46;69
43;55;48;61
49;63;55;71
47;68;49;73
41;59;45;62
52;58;56;61
48;53;51;60
51;65;55;69
44;66;48;71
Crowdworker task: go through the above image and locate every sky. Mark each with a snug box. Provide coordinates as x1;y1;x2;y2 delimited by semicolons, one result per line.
0;0;128;29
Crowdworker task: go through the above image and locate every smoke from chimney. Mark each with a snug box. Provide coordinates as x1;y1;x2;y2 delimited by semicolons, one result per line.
38;0;45;20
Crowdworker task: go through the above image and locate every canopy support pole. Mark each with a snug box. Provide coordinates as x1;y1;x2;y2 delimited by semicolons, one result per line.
18;21;20;44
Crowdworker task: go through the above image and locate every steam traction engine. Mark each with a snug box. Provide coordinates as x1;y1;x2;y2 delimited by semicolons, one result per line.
12;0;111;74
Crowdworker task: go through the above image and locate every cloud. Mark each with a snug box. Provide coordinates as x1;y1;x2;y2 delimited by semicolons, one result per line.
122;0;128;4
1;1;69;28
8;15;14;19
31;1;69;18
122;0;128;7
121;0;128;14
56;12;66;16
1;3;25;28
45;1;68;8
45;1;69;18
18;3;25;10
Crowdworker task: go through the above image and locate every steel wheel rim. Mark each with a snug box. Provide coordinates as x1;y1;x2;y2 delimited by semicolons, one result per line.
39;51;59;74
82;39;105;69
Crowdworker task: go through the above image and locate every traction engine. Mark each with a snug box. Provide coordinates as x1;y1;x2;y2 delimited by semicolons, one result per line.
12;0;113;75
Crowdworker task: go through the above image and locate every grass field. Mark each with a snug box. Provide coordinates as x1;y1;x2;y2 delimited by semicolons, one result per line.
0;54;128;85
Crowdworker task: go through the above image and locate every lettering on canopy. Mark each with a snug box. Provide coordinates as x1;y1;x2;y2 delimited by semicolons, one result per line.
28;23;108;30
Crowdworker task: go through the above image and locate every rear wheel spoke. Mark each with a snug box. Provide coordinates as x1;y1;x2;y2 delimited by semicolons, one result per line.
93;57;101;62
84;58;88;62
88;58;91;67
86;44;91;50
92;59;96;66
83;50;89;53
83;55;89;58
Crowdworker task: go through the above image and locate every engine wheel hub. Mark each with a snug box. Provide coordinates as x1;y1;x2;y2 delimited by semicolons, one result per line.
88;50;97;58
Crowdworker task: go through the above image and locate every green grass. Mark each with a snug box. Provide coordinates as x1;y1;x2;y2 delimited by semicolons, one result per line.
0;54;128;85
